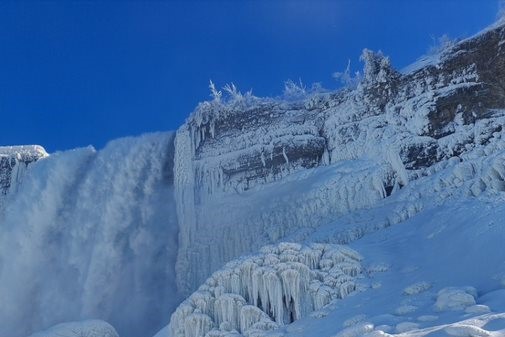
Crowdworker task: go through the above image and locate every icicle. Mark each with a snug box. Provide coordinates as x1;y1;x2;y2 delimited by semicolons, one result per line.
184;313;215;337
262;269;284;323
169;243;364;337
240;305;272;333
214;294;246;331
386;149;409;186
282;147;289;165
210;120;216;138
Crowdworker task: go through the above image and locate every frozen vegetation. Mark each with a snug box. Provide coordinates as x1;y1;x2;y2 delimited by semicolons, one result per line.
1;18;505;337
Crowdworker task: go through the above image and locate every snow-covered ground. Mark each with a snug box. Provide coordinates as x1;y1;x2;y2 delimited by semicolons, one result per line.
285;198;505;337
27;320;118;337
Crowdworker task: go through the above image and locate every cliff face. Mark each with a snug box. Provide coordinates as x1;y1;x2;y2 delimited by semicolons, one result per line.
174;22;505;294
179;24;505;190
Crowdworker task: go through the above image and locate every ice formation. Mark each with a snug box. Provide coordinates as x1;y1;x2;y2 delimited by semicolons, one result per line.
169;242;364;337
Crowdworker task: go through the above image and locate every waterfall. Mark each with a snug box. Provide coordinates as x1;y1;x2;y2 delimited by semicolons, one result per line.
0;132;179;337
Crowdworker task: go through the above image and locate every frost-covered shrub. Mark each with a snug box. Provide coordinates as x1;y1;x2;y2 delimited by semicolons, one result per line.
333;60;361;88
283;79;307;100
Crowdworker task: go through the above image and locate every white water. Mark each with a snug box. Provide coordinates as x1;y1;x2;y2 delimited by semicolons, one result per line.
0;132;179;337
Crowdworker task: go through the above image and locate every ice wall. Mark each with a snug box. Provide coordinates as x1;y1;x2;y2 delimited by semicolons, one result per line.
175;158;398;294
0;133;179;337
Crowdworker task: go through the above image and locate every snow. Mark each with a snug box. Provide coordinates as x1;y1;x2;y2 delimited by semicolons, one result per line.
27;320;118;337
261;198;505;337
0;145;48;158
403;282;432;296
434;287;477;312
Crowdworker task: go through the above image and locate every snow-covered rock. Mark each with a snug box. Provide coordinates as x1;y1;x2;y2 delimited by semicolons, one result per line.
434;287;477;312
0;145;47;210
27;320;118;337
403;282;431;296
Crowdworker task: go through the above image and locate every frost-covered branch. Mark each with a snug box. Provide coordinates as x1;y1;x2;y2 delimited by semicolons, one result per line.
223;82;242;101
333;59;361;88
209;80;222;102
283;78;307;100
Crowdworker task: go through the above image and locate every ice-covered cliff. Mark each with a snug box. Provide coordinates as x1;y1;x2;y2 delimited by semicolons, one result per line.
173;21;505;294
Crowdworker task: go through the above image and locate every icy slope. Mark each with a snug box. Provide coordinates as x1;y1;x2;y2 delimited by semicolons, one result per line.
0;133;179;337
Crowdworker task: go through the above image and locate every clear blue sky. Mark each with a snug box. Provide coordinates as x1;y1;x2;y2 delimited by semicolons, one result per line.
0;0;499;152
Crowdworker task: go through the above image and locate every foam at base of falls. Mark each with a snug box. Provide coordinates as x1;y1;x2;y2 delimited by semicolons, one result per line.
169;242;364;337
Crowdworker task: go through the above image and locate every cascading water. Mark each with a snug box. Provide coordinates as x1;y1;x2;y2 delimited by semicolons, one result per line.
0;132;180;337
